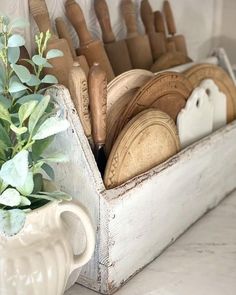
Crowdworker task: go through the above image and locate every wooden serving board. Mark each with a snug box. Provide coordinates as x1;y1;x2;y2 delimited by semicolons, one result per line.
107;69;154;113
104;109;180;189
184;63;236;123
177;87;214;148
115;72;194;141
106;69;154;154
200;79;227;131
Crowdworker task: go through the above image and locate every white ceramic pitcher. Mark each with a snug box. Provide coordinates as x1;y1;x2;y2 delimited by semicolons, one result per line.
0;200;95;295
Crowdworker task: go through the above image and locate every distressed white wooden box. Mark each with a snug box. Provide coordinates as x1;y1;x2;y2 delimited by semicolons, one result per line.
2;0;236;293
47;82;236;294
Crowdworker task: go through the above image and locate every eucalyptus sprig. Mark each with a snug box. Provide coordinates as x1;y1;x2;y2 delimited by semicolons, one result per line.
0;16;71;237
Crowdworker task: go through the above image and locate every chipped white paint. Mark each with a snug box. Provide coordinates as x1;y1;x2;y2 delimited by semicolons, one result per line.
200;79;227;130
47;84;236;294
1;1;236;294
66;191;236;295
177;87;214;148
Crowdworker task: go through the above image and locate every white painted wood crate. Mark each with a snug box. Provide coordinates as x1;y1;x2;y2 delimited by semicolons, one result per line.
46;83;236;294
1;0;236;293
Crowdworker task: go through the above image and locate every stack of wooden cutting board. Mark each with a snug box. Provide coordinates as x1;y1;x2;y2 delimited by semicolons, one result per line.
103;64;236;188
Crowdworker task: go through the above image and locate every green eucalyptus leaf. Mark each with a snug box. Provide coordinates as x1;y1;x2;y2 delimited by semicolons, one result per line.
19;100;38;124
0;150;29;188
46;49;63;59
32;55;47;66
44;62;53;68
8;47;20;64
33;173;43;193
39;190;71;201
0;95;11;109
0;61;6;85
17;172;34;196
41;74;58;84
10;124;27;135
9;80;28;93
26;74;41;87
0;188;21;207
28;95;50;135
42;152;69;163
32;117;70;140
29;193;55;202
32;136;54;157
0;209;26;237
8;34;25;47
0;104;11;123
0;178;8;194
0;139;7;151
0;124;11;146
17;94;43;104
20;196;31;206
11;64;31;83
10;18;29;29
41;163;55;180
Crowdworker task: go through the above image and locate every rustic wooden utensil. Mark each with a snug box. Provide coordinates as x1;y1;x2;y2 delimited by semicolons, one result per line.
29;0;74;88
121;0;153;70
89;63;108;175
55;17;90;76
68;61;91;140
104;109;180;189
150;9;192;72
163;0;188;56
140;0;166;60
65;0;114;82
106;69;154;155
115;71;193;139
184;63;236;123
94;0;132;76
154;10;176;52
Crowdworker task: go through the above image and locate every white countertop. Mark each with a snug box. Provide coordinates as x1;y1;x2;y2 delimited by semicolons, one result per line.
66;191;236;295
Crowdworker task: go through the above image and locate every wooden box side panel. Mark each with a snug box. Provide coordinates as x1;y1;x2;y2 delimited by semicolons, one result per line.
103;122;236;293
46;86;105;291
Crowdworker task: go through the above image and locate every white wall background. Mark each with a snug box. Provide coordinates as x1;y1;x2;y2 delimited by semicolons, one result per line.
1;0;234;63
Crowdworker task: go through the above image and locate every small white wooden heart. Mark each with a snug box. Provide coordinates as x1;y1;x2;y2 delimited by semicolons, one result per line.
199;79;227;131
177;87;214;148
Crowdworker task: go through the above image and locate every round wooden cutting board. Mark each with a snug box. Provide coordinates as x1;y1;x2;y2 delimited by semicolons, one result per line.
184;63;236;122
104;109;180;189
106;69;154;155
107;69;154;113
114;71;193;142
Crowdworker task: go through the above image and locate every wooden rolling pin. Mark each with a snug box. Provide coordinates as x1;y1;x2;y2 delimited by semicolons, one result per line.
121;0;153;70
65;0;114;82
163;0;188;56
55;17;90;76
89;63;107;176
69;62;91;141
140;0;166;60
154;10;176;53
29;0;73;88
94;0;132;76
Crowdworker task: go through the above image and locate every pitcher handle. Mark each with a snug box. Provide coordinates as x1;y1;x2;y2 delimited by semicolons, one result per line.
58;202;95;272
